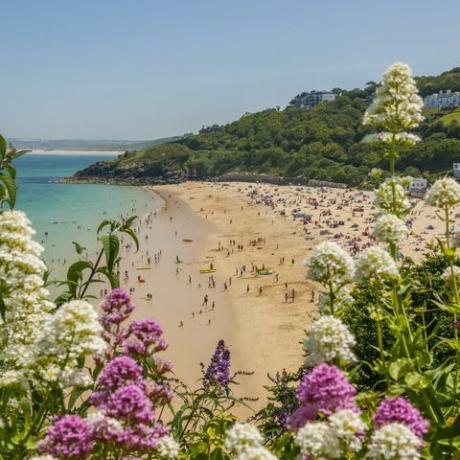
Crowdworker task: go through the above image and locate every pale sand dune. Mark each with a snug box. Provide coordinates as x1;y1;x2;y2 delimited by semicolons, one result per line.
115;180;448;413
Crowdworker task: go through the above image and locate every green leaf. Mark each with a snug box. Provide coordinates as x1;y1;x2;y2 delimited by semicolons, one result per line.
121;227;139;251
0;173;17;208
96;266;120;289
67;260;93;296
4;163;16;180
72;241;86;255
100;233;120;273
0;134;6;159
97;220;113;233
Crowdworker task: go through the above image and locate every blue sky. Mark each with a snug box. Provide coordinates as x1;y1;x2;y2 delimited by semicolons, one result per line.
1;0;459;140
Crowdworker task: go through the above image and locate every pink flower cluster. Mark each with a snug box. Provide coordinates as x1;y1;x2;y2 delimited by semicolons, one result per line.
373;396;429;438
41;290;174;458
288;363;359;429
40;415;93;458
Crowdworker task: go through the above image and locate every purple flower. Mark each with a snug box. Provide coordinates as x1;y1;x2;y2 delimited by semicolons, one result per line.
40;415;93;458
288;363;358;429
124;319;167;357
118;422;168;451
101;288;135;328
373;397;429;438
455;320;460;331
204;340;231;389
106;383;155;424
97;356;143;390
91;356;144;407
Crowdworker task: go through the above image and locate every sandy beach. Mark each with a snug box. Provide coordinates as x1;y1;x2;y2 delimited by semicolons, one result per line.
113;180;448;413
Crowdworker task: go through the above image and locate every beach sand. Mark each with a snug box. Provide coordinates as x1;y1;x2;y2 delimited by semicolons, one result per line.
114;180;445;413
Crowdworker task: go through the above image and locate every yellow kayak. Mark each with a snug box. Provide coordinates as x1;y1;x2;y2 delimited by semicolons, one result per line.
200;269;216;274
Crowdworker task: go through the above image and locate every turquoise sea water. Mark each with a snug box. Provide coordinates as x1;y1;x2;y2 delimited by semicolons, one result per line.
14;152;161;272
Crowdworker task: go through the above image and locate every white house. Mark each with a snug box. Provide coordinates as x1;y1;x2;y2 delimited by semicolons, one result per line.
409;178;428;197
424;90;460;109
454;163;460;178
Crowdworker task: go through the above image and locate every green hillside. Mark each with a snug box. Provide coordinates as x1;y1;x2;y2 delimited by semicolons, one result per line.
74;68;460;186
440;108;460;125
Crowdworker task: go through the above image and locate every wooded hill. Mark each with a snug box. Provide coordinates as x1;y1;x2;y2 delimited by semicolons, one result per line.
74;67;460;186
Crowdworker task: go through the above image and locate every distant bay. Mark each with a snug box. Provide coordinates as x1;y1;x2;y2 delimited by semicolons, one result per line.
14;151;162;275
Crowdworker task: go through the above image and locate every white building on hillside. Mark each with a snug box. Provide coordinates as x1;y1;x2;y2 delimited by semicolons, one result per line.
424;90;460;109
453;163;460;178
294;91;337;109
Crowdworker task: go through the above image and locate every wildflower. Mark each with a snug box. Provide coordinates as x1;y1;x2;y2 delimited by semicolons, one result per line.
224;422;264;455
354;246;399;285
31;300;106;384
156;435;180;459
441;266;460;283
288;364;358;429
373;397;429;438
0;210;54;367
87;410;124;442
40;415;94;458
303;316;356;366
105;383;155;424
367;422;422;459
362;132;421;145
237;446;278;460
204;339;231;388
375;179;411;216
305;241;354;285
30;456;57;460
124;319;167;357
373;214;409;245
363;62;423;133
329;409;366;452
294;421;340;459
425;177;460;208
100;288;135;328
319;288;354;314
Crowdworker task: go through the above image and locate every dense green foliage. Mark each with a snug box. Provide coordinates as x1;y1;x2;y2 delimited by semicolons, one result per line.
76;68;460;186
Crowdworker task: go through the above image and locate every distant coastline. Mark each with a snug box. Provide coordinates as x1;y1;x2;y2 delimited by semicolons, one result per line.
29;149;123;156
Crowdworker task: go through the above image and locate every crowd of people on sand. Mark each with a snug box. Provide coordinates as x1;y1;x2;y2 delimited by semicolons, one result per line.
227;181;452;259
42;181;451;344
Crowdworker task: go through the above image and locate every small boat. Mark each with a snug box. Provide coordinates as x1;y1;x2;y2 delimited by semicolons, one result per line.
136;267;152;270
258;270;273;275
182;238;193;243
200;269;216;274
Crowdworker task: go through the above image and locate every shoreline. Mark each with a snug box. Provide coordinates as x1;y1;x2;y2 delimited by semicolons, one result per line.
121;182;315;410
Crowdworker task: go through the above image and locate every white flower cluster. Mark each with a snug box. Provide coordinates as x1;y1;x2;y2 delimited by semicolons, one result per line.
295;410;366;459
87;409;124;436
306;241;354;285
329;410;366;453
319;287;354;314
375;179;411;216
295;422;340;459
354;246;399;285
363;62;424;133
441;266;460;283
156;435;180;459
303;315;356;366
362;132;421;146
225;423;276;460
367;422;422;459
0;211;54;368
30;300;106;385
30;456;57;460
425;178;460;209
373;214;409;245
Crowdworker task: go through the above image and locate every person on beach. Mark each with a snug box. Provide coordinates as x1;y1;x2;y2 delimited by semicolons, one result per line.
203;294;208;306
